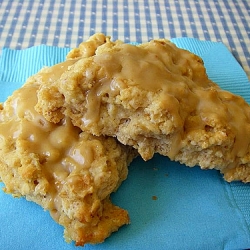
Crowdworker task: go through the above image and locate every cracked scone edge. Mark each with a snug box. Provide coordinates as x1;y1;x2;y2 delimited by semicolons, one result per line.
35;33;250;182
0;53;137;246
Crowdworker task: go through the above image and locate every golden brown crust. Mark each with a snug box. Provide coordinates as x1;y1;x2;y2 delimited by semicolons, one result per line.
66;33;111;59
35;33;250;182
0;72;136;246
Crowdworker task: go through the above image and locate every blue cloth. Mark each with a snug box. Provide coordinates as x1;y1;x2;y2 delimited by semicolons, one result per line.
0;38;250;250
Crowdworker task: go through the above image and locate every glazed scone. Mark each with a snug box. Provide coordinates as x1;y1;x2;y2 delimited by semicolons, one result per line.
66;32;111;59
0;72;136;246
35;34;250;182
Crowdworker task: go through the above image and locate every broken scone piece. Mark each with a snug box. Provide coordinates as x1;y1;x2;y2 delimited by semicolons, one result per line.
0;71;136;246
36;33;250;182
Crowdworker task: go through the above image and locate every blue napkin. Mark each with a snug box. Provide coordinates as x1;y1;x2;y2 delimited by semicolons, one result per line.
0;39;250;250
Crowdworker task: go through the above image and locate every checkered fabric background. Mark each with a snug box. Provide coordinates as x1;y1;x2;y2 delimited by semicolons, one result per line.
0;0;249;77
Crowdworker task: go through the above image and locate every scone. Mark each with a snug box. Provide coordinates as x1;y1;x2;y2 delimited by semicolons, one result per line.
35;33;250;183
0;70;136;246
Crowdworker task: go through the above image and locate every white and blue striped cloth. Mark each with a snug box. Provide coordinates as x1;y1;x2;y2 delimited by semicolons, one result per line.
0;0;249;77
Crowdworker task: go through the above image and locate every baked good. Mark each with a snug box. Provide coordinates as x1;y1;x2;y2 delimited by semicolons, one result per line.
35;33;250;182
0;70;136;246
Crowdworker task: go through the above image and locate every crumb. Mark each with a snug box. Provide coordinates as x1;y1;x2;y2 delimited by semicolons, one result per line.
152;196;158;200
